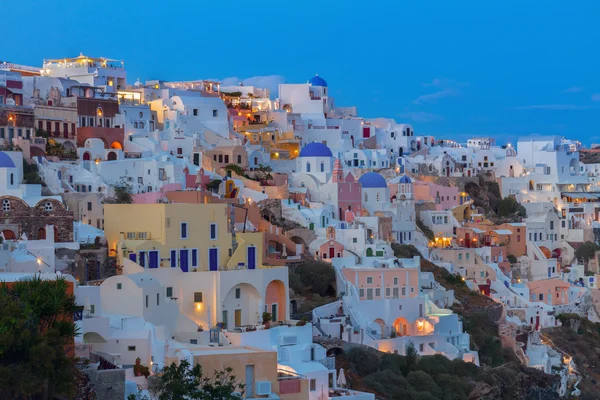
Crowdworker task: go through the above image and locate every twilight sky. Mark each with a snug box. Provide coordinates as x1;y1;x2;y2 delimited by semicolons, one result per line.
3;0;600;145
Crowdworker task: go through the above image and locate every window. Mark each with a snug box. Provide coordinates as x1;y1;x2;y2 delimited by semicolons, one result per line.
128;346;136;352
138;232;147;240
181;222;188;239
194;292;203;303
366;277;373;284
87;202;92;211
539;294;544;301
157;293;160;306
458;253;462;260
193;109;198;116
401;287;406;296
393;277;398;285
44;202;53;211
393;288;399;298
192;249;198;267
306;162;311;172
353;238;357;243
145;295;149;308
2;199;9;211
117;283;122;290
419;344;424;352
126;232;136;240
550;221;554;230
359;289;365;298
320;162;324;172
386;288;391;297
90;305;95;314
212;109;218;117
310;379;316;391
210;223;217;240
235;288;241;299
466;253;470;260
166;287;173;298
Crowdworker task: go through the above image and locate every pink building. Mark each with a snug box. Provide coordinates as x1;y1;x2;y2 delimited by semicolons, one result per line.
527;278;570;306
413;181;460;211
332;159;362;221
184;167;211;190
341;265;420;301
131;183;182;204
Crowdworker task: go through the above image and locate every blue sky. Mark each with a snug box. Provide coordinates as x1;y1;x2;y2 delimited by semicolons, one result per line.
4;0;600;145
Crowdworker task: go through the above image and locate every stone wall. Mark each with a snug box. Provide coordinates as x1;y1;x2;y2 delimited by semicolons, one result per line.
85;368;126;400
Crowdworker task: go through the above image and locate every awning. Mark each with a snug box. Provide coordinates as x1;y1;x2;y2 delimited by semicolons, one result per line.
470;228;484;233
561;192;599;200
6;88;24;94
493;229;513;235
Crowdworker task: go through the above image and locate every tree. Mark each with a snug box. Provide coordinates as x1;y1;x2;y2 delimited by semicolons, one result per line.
406;342;418;370
224;163;244;177
23;160;43;184
129;359;244;400
391;243;422;259
575;241;600;264
497;197;519;217
0;276;80;399
416;218;434;241
104;183;134;204
255;164;273;182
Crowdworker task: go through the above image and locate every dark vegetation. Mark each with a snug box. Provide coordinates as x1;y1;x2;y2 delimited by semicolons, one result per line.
391;243;423;258
464;179;526;222
574;241;600;264
0;277;80;399
416;218;434;241
545;314;600;399
103;183;134;204
128;359;244;400
289;261;337;313
23;160;43;184
338;345;558;400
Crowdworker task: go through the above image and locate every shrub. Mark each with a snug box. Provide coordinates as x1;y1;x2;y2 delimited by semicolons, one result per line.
391;243;422;258
575;241;600;264
406;370;442;398
363;370;411;399
345;347;380;376
507;254;517;264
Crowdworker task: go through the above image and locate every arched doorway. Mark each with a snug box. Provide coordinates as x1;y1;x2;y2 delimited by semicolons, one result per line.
393;317;410;336
529;180;534;191
223;283;261;328
54;226;59;242
265;280;287;322
83;151;91;161
38;227;46;240
107;151;117;161
366;248;374;257
2;229;16;240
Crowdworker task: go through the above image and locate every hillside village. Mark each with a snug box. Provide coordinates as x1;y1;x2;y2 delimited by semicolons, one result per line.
2;56;600;399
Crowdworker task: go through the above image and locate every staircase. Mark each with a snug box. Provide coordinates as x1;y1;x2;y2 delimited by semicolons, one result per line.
314;319;328;337
346;248;362;263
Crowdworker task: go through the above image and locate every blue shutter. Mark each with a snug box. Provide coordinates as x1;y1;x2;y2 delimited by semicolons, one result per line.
170;250;177;268
139;251;146;268
180;249;189;272
247;247;256;270
129;253;137;263
149;251;158;269
209;248;218;271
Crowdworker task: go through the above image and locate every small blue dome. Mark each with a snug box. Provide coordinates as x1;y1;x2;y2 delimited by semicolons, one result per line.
0;152;15;168
359;172;387;188
399;175;412;184
299;142;333;158
308;75;327;87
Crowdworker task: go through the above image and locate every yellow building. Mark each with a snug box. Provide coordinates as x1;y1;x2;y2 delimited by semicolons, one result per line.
238;127;300;160
104;203;264;272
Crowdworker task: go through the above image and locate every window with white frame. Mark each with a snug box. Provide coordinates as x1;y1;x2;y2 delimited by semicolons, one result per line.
181;222;188;239
210;223;217;240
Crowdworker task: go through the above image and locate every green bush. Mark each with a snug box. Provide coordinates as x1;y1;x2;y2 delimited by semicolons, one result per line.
345;347;381;376
406;370;442;398
575;241;600;263
507;254;517;264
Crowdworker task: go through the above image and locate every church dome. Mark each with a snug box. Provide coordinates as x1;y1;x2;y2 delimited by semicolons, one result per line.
359;172;387;188
299;142;333;158
308;74;327;87
0;152;15;168
399;175;412;184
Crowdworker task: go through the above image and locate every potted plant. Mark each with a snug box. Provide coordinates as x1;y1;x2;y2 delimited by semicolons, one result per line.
133;357;150;378
197;325;204;332
216;321;226;330
262;312;272;329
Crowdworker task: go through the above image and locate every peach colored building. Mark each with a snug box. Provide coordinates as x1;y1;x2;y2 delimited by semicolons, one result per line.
132;183;182;204
203;145;248;170
527;278;570;306
342;265;420;301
